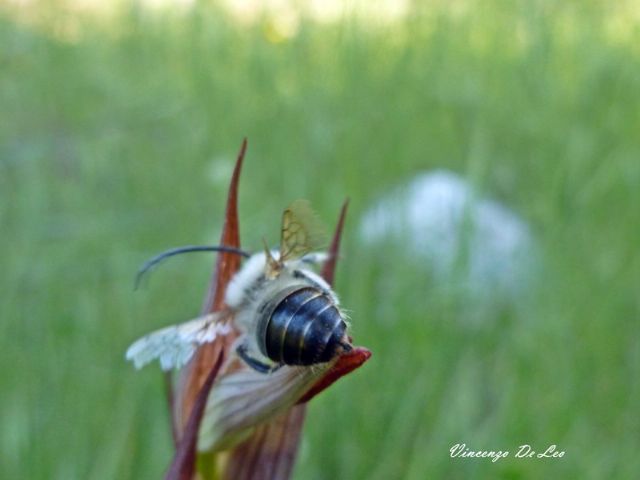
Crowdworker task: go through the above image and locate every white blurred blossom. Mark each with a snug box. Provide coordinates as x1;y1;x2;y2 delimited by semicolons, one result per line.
360;170;537;314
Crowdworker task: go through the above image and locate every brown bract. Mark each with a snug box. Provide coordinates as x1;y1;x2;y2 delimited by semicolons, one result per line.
165;139;371;480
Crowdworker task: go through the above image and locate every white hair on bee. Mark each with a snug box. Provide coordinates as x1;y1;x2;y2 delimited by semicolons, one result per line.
224;252;269;308
289;268;339;306
300;251;329;265
225;250;333;309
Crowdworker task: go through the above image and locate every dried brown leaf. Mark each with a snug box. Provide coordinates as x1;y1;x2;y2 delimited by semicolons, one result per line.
175;138;246;432
165;352;224;480
167;139;247;480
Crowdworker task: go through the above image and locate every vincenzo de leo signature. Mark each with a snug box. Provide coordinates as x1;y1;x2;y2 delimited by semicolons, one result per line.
450;443;565;462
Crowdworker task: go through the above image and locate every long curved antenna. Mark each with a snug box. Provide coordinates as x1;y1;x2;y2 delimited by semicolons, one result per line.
135;245;252;290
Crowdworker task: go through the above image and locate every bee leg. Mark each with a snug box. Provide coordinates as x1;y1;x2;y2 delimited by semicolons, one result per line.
236;344;282;374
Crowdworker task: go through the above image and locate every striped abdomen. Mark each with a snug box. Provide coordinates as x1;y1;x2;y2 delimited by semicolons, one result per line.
258;286;347;365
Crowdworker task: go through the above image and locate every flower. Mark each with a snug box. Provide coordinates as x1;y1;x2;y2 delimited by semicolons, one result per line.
161;139;371;480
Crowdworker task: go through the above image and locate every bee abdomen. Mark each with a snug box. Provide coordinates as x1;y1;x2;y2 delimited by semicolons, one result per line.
264;287;346;365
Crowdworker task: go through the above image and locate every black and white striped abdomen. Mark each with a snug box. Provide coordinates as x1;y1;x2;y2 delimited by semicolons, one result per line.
258;286;347;365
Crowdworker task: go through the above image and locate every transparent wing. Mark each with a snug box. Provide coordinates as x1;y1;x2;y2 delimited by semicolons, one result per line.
125;312;233;371
279;199;326;263
198;361;333;452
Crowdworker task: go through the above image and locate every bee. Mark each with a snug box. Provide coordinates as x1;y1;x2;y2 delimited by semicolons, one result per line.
126;200;352;374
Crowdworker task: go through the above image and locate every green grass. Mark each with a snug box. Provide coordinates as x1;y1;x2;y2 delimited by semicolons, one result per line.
1;1;639;478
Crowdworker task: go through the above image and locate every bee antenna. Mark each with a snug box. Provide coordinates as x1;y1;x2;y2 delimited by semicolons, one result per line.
262;238;280;277
134;245;251;290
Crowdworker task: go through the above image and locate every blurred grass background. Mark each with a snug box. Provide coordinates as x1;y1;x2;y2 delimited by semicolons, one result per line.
1;0;639;478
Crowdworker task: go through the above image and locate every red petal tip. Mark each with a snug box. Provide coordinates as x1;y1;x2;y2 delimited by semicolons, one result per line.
297;347;372;404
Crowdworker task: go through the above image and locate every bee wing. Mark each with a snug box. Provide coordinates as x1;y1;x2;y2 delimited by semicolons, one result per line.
125;312;233;371
198;362;332;452
279;199;327;263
